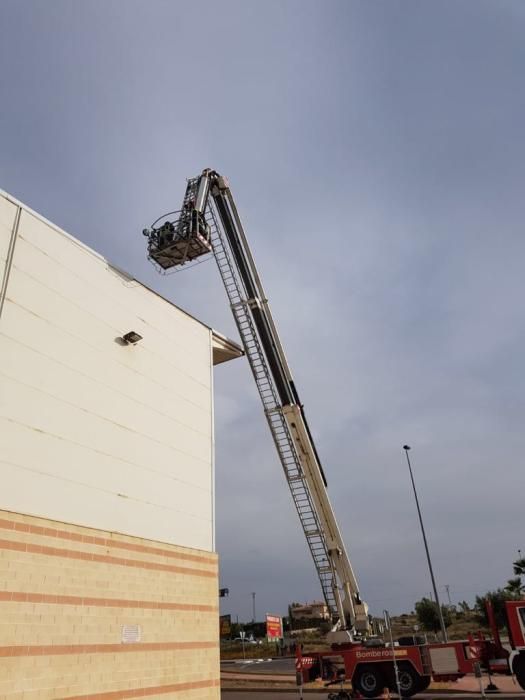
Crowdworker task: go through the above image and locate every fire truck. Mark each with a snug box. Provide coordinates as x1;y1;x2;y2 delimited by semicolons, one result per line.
142;169;525;696
297;599;525;696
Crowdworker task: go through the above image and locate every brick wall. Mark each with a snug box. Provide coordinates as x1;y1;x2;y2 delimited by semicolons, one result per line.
0;509;219;699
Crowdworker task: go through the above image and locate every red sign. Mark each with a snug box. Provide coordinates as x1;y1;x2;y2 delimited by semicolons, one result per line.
266;614;283;639
219;614;231;638
296;656;315;670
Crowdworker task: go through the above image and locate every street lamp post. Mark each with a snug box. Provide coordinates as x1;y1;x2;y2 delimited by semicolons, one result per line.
445;585;452;607
403;445;448;642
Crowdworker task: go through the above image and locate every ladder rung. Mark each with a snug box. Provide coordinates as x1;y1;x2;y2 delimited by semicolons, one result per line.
209;214;335;616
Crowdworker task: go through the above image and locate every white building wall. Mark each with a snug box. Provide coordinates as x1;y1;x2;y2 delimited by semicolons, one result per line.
0;192;215;552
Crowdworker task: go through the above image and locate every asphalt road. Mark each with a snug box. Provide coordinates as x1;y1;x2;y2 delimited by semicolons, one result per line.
222;693;525;700
221;659;525;699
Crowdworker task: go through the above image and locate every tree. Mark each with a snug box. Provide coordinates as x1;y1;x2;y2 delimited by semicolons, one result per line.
475;589;514;629
513;558;525;577
505;577;524;598
415;597;451;633
458;601;471;613
474;557;525;631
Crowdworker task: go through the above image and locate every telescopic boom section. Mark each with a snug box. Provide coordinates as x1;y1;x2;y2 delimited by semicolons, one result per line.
143;169;370;639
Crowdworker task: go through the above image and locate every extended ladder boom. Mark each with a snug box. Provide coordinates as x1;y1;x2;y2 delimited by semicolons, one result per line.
143;169;370;637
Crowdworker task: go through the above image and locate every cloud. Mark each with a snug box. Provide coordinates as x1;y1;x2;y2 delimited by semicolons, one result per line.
1;0;524;620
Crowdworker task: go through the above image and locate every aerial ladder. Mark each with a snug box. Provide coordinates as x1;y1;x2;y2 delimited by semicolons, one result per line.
143;168;370;642
143;170;525;695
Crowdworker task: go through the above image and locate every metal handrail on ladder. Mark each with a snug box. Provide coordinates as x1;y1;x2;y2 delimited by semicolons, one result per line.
205;200;339;617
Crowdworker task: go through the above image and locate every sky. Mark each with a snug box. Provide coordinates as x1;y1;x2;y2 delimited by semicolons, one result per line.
1;0;524;621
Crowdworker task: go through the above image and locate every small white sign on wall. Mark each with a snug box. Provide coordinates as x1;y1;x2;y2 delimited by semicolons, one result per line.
121;624;142;644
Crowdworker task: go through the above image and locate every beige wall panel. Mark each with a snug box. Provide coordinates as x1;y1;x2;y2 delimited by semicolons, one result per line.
8;238;211;390
0;196;18;265
17;209;209;350
0;362;209;464
0;412;210;496
0;196;17;229
1;296;211;410
0;193;222;697
0;458;212;551
0;368;210;475
0;199;216;551
0;329;211;456
0;414;210;507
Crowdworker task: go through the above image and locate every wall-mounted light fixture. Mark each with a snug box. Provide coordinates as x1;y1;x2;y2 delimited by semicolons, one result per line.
122;331;143;345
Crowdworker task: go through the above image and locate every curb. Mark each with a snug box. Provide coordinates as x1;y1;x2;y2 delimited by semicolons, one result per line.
221;656;281;666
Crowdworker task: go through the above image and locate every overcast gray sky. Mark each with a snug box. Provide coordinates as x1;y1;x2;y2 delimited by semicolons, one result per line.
1;0;524;621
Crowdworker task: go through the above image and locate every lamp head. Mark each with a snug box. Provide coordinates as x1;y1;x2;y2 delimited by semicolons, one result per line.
122;331;143;345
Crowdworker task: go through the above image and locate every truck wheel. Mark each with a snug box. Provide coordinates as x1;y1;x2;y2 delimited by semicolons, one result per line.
514;653;525;691
396;665;421;697
416;675;431;693
354;665;385;698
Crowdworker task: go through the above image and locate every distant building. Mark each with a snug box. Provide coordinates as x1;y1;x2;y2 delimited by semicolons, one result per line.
290;601;330;621
0;190;242;699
